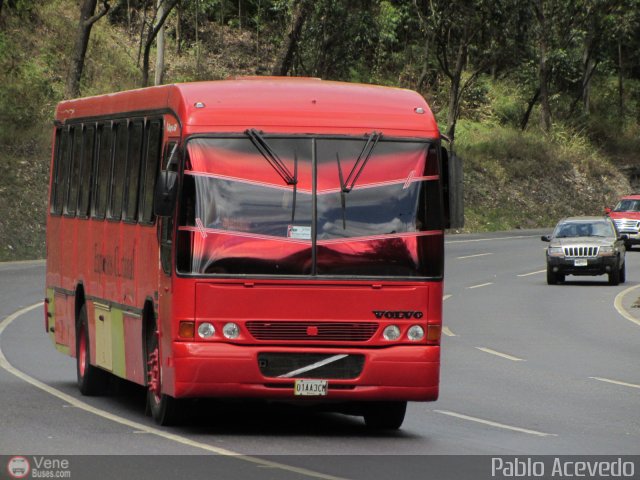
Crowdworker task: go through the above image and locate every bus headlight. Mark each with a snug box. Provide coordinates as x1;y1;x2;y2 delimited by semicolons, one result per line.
197;322;216;339
223;322;240;339
383;325;401;341
407;325;425;341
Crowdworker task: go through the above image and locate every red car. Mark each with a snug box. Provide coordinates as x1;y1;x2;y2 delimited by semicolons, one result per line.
606;194;640;249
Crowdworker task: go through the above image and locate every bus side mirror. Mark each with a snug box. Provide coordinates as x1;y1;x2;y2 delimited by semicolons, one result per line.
441;146;451;229
441;145;464;229
153;170;178;217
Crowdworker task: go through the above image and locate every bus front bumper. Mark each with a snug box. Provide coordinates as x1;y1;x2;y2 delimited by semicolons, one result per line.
169;343;440;402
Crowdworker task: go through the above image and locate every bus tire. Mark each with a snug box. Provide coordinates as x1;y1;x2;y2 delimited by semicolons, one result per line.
76;304;108;396
362;401;407;430
146;323;180;426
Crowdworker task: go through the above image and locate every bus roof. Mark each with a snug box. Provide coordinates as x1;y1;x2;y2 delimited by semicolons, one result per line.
55;78;439;137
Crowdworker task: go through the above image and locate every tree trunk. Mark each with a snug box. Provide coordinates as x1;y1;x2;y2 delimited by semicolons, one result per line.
175;2;181;55
141;0;179;87
154;0;165;85
618;37;624;120
445;40;467;147
581;34;597;115
66;0;110;99
271;0;313;76
534;0;552;132
521;88;540;131
416;36;430;92
0;0;4;19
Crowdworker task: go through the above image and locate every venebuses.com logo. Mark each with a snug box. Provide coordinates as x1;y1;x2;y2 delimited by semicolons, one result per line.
7;456;30;479
6;456;71;479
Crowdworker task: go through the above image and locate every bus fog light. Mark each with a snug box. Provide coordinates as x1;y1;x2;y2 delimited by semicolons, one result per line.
407;325;425;341
383;325;401;341
223;322;240;339
197;322;215;339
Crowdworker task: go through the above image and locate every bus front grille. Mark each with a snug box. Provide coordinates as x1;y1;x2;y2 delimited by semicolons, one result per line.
246;321;378;342
258;353;365;379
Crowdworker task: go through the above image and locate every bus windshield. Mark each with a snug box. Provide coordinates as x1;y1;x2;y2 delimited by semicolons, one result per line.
177;136;443;278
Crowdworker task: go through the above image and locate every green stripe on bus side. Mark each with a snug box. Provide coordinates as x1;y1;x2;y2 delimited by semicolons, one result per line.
110;308;126;378
55;344;70;356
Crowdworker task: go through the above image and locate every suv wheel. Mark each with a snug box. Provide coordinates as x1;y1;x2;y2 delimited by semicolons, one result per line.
547;266;558;285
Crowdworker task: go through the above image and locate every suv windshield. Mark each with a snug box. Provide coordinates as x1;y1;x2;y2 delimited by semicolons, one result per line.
613;199;640;212
554;221;615;238
176;135;443;278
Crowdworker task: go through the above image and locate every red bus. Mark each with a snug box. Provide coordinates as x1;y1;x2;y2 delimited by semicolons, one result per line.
45;78;450;429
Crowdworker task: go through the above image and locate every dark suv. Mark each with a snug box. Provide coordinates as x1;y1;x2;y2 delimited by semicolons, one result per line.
541;216;627;285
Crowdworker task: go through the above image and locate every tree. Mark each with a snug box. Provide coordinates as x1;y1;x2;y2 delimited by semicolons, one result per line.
533;0;552;132
271;0;313;76
140;0;179;87
66;0;111;98
414;0;501;145
155;0;166;85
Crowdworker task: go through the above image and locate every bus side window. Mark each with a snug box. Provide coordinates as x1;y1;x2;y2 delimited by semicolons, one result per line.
108;121;128;221
52;127;72;215
124;120;144;223
77;124;96;219
93;124;113;220
49;128;62;215
66;126;83;216
139;119;162;225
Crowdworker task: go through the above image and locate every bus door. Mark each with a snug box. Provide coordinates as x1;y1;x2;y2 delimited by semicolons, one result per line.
157;115;181;359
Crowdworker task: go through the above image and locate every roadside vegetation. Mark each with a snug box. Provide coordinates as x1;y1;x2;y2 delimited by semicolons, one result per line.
1;0;639;260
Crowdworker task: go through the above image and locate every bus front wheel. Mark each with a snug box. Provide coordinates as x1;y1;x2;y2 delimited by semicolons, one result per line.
76;305;108;395
146;327;180;426
362;401;407;430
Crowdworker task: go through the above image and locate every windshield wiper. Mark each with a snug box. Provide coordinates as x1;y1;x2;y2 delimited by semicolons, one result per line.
335;132;382;228
245;129;298;223
336;131;381;193
246;129;297;186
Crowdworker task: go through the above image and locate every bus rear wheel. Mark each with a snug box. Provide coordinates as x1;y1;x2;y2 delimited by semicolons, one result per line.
146;326;180;426
76;305;108;395
362;401;407;430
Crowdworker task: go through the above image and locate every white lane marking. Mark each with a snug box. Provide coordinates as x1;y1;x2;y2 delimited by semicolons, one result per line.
443;294;452;301
468;282;493;289
442;327;456;337
613;284;640;327
0;303;347;480
475;347;524;362
590;377;640;390
434;410;556;437
446;235;539;245
517;269;547;277
456;253;493;260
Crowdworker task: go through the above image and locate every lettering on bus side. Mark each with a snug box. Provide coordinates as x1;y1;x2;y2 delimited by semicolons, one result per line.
372;311;424;320
93;243;136;280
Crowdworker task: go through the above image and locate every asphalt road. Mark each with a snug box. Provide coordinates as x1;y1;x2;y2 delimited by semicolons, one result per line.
1;231;639;480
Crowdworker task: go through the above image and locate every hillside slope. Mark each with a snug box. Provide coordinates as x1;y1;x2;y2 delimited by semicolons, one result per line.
0;1;635;260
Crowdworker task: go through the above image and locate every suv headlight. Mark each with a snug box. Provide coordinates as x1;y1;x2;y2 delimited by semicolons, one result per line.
548;247;564;257
598;246;614;256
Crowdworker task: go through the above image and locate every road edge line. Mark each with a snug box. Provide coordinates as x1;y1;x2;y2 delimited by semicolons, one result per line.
0;303;348;480
613;284;640;328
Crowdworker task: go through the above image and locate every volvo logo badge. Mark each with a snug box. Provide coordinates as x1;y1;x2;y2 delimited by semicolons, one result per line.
373;311;424;319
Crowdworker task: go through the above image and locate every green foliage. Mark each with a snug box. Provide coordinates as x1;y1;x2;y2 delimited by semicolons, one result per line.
456;119;629;232
1;0;640;257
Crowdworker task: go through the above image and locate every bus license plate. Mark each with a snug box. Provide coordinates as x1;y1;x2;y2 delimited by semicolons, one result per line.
294;379;328;396
574;259;588;267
